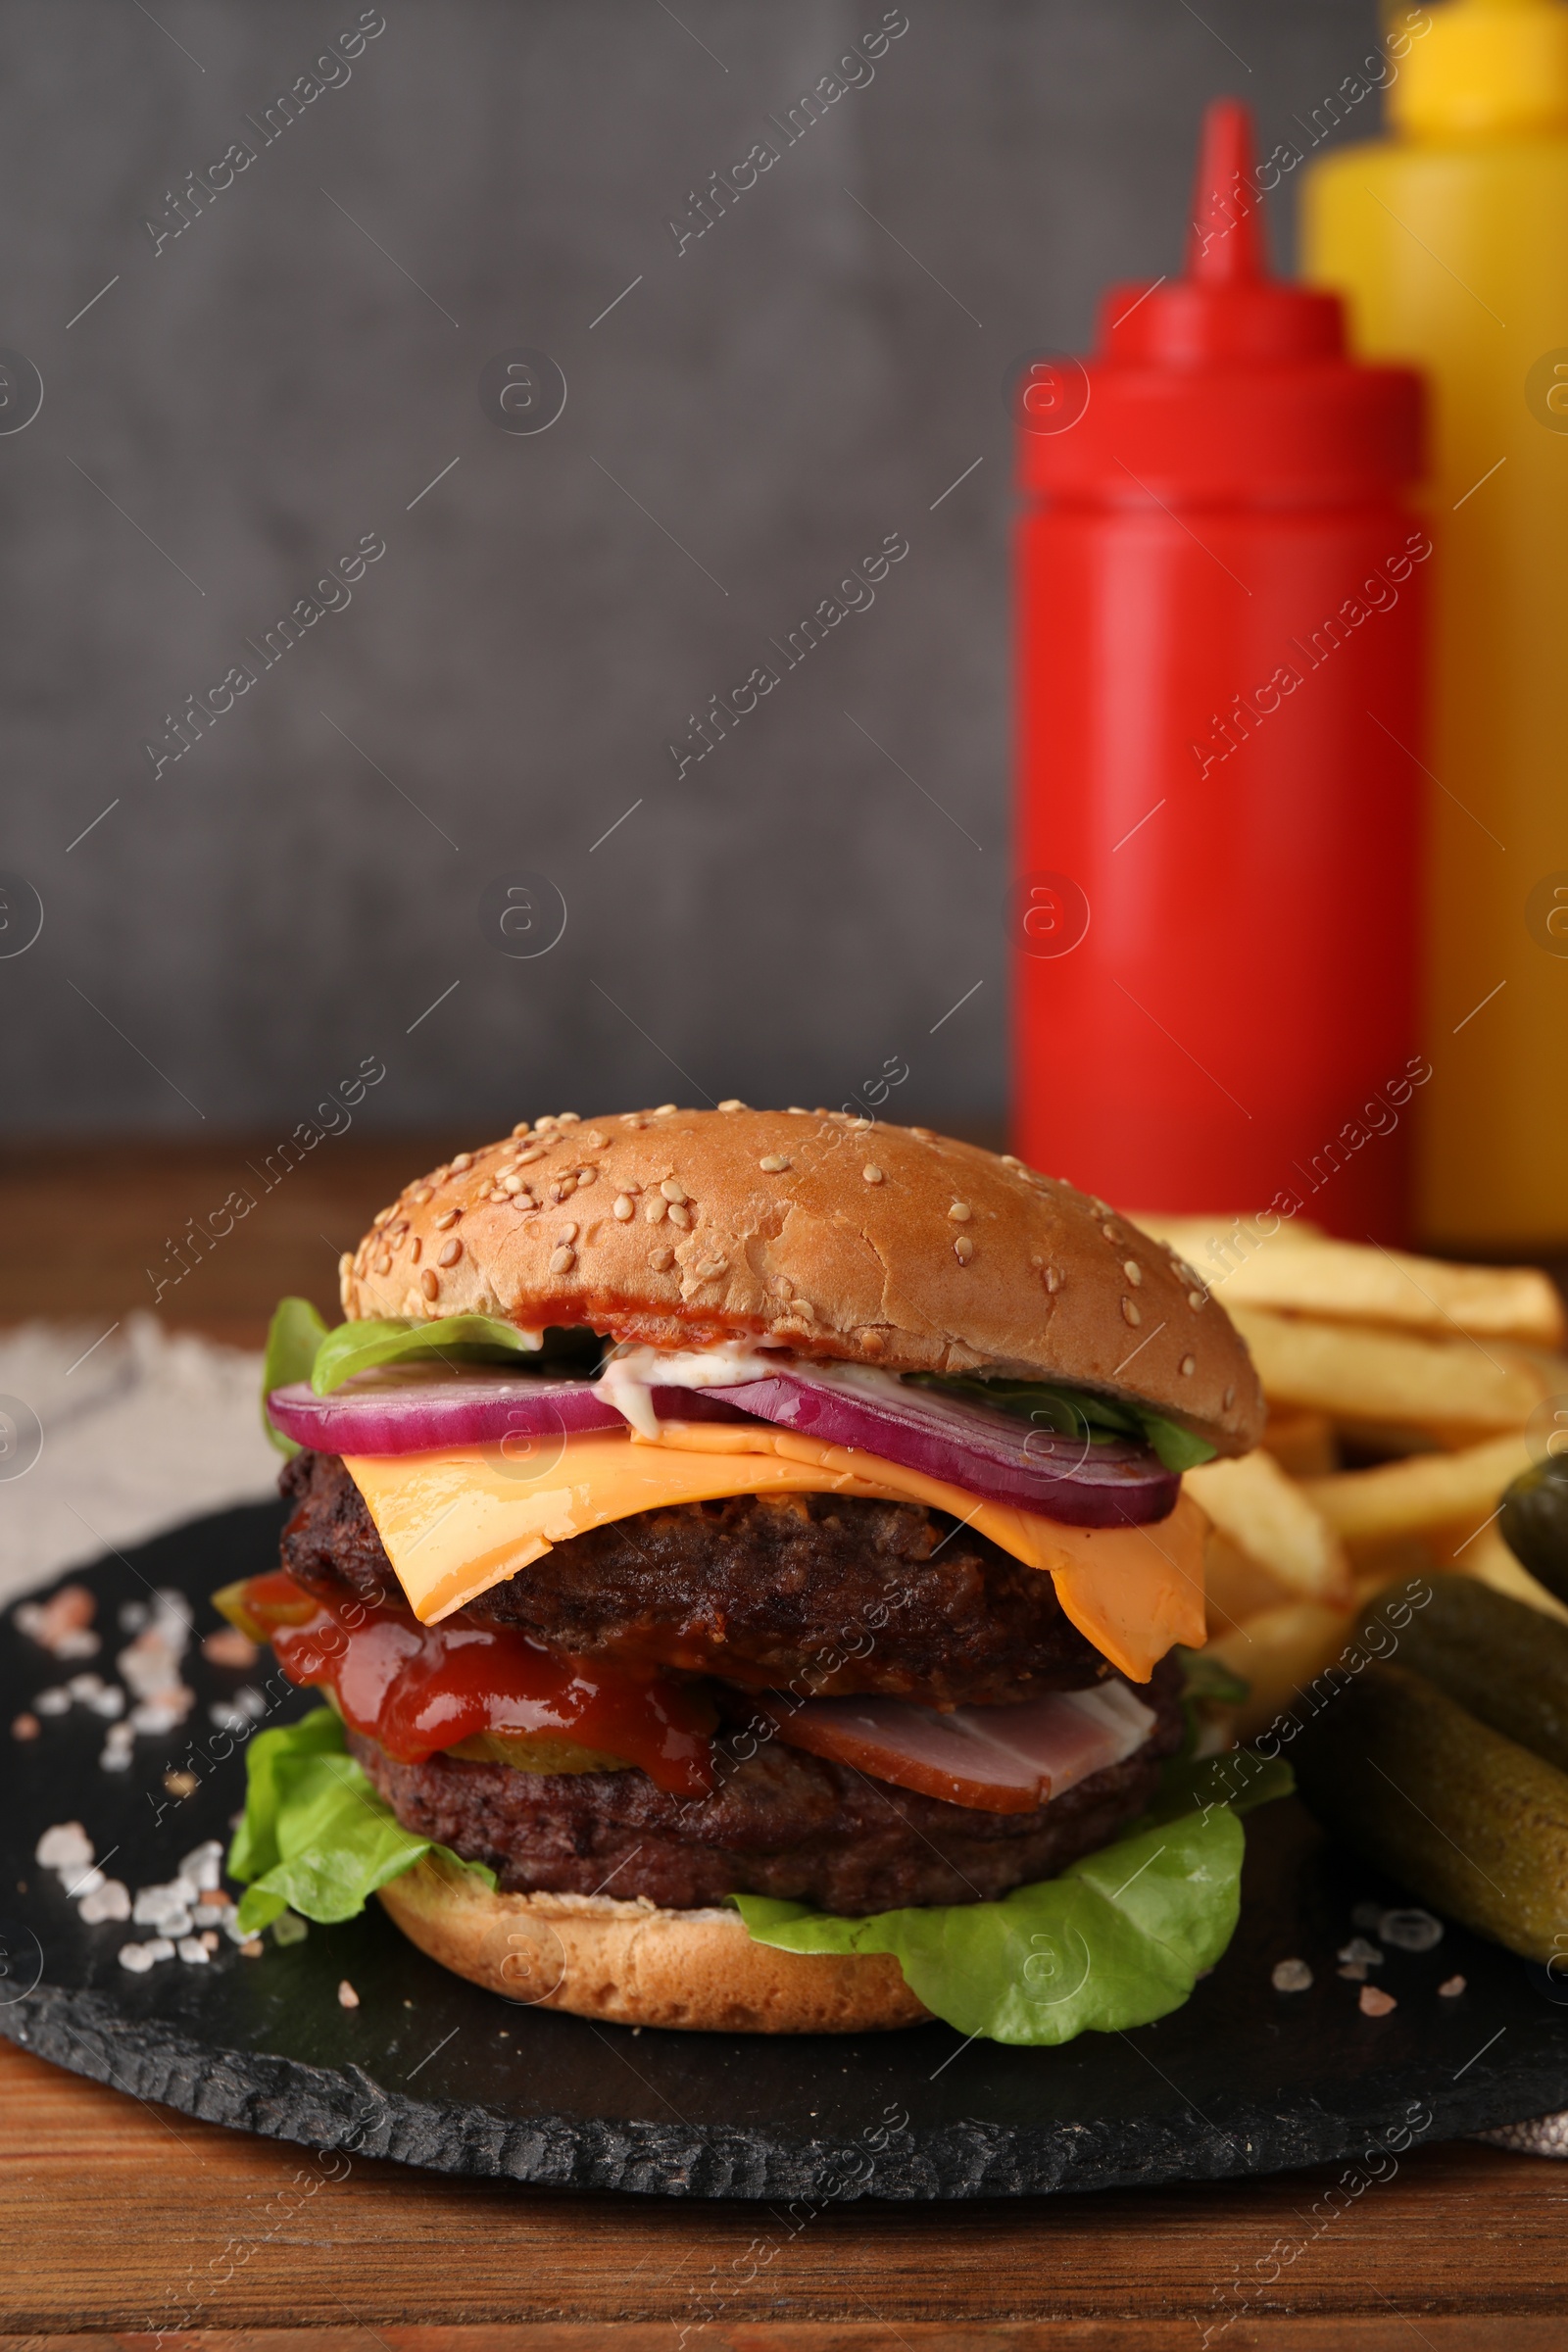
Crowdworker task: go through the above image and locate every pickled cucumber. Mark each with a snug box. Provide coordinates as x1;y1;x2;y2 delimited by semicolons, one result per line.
1364;1572;1568;1777
1291;1661;1568;1963
1501;1453;1568;1603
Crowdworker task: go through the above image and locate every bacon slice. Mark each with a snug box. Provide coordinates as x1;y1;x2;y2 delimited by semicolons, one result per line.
764;1680;1157;1815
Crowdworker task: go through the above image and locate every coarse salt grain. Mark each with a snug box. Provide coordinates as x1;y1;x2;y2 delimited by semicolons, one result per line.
1271;1958;1313;1993
35;1822;93;1872
79;1881;131;1925
1378;1907;1444;1952
1439;1975;1466;1997
1359;1984;1396;2018
338;1979;361;2008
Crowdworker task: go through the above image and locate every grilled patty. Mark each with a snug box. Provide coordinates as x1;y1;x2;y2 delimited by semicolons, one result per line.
348;1653;1184;1912
279;1449;1115;1707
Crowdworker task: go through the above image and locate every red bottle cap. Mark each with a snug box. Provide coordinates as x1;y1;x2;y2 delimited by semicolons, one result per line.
1017;100;1422;505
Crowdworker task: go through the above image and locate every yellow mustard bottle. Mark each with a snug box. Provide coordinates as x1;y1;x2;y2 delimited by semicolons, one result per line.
1302;0;1568;1249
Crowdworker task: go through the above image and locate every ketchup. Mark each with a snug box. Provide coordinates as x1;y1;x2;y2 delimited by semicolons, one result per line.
231;1569;715;1795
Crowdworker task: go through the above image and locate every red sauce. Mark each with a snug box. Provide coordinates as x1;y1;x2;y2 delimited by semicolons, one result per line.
235;1569;715;1795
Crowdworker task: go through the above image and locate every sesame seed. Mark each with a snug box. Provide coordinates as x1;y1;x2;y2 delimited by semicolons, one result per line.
1044;1267;1063;1293
787;1105;808;1115
1121;1298;1141;1325
574;1166;598;1187
549;1246;575;1274
435;1208;461;1231
582;1132;607;1150
661;1180;687;1203
645;1198;667;1224
372;1207;394;1229
694;1259;727;1282
420;1270;440;1301
412;1187;433;1204
1002;1154;1024;1169
514;1145;545;1164
650;1247;675;1272
911;1127;935;1141
718;1099;746;1112
1123;1259;1143;1285
549;1176;577;1201
558;1113;580;1125
438;1238;463;1267
1180;1354;1196;1376
1102;1221;1123;1244
512;1122;532;1138
502;1174;525;1196
667;1201;692;1228
535;1116;559;1132
557;1221;579;1244
374;1253;392;1277
410;1238;422;1263
653;1102;676;1117
953;1235;974;1264
770;1276;793;1299
613;1194;635;1221
759;1154;790;1173
862;1165;884;1185
1224;1384;1236;1409
948;1201;971;1222
451;1152;473;1173
1188;1290;1205;1310
339;1252;353;1279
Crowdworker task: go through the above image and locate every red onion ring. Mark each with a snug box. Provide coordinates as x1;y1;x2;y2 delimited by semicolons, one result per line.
699;1371;1178;1526
267;1374;624;1456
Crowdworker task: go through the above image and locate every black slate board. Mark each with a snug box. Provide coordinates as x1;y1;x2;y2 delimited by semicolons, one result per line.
3;1501;1566;2201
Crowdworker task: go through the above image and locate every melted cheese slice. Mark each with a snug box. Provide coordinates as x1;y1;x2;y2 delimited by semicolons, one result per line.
343;1422;1205;1683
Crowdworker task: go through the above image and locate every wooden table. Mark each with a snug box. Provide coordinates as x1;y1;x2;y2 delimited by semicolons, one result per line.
4;1135;1567;2347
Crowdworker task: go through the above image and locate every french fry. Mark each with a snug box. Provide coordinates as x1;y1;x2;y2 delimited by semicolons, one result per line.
1258;1406;1338;1480
1205;1601;1352;1743
1301;1432;1533;1550
1137;1216;1565;1347
1187;1449;1350;1604
1229;1304;1548;1441
1203;1530;1298;1639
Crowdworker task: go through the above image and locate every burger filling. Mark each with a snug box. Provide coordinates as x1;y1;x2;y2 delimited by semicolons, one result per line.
220;1444;1187;1916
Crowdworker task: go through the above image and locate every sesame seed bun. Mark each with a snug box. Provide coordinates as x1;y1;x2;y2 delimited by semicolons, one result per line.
375;1855;929;2034
341;1106;1263;1455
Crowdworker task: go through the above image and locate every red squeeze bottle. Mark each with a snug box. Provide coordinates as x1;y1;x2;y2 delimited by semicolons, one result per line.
1013;100;1426;1240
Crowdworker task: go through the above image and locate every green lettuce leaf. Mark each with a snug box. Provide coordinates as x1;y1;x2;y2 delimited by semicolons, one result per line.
261;1297;331;1456
227;1707;495;1933
733;1749;1291;2044
309;1312;550;1395
907;1373;1218;1474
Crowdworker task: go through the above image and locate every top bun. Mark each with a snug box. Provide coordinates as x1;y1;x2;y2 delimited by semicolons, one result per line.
341;1107;1263;1454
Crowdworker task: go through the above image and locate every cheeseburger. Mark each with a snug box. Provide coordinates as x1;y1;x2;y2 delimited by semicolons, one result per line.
225;1106;1265;2036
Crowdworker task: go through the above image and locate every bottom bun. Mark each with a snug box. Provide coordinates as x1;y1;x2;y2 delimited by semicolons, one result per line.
376;1857;932;2034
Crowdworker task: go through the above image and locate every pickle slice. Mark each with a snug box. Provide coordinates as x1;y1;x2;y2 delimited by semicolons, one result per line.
444;1728;632;1774
1366;1572;1568;1778
1292;1661;1568;1963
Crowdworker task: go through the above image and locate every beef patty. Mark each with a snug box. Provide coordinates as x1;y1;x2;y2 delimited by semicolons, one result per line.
348;1653;1184;1911
280;1449;1115;1707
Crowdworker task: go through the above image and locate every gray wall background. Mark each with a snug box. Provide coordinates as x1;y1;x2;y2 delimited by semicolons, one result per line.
2;0;1380;1138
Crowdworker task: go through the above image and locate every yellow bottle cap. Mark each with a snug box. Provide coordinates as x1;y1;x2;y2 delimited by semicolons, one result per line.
1392;0;1568;137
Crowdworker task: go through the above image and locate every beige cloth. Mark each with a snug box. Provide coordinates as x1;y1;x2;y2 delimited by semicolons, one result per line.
0;1315;278;1604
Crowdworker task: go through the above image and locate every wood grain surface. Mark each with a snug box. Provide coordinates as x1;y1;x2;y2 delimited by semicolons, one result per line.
2;2035;1566;2342
4;1135;1568;2344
